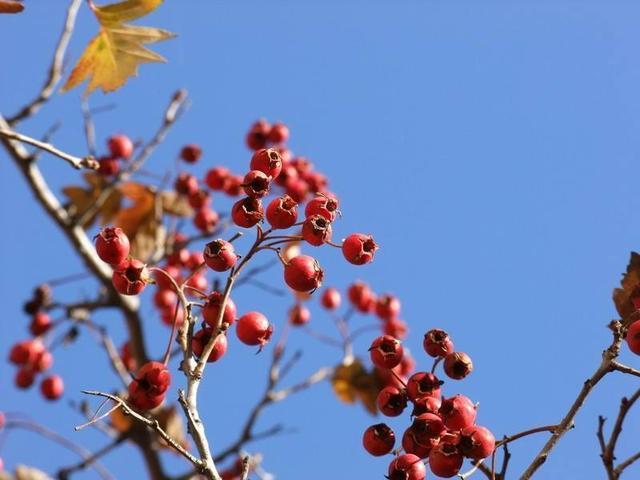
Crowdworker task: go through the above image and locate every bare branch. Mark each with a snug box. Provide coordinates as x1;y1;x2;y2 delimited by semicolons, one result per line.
57;437;125;479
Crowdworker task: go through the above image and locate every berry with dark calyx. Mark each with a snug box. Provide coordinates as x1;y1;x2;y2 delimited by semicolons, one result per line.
223;175;244;196
97;156;120;176
24;299;42;315
443;351;473;380
376;386;408;417
266;195;298;229
362;423;395;456
246;119;271;150
320;287;341;310
236;311;273;347
112;259;149;295
288;304;311;326
205;167;230;190
107;134;133;159
202;292;237;327
188;189;211;210
347;281;375;313
305;195;339;222
423;329;454;358
375;294;401;320
302;215;332;246
460;425;495;460
342;233;378;266
626;320;640;354
30;312;52;336
154;289;177;310
284;177;310;203
203;239;237;272
95;227;130;265
429;440;464;478
231;197;264;228
384;318;408;340
128;361;171;411
406;372;443;401
33;284;52;305
439;395;477;430
180;144;202;163
192;329;228;363
40;374;64;400
15;368;35;389
369;335;404;369
402;427;437;459
242;170;271;199
387;454;426;480
284;255;324;292
174;172;199;196
409;413;446;444
250;148;283;178
412;395;442;417
268;122;289;144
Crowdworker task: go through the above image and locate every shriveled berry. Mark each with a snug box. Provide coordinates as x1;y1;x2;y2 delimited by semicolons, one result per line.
236;311;273;347
288;304;311;326
107;134;133;159
250;148;283;178
268;122;289;144
284;255;324;292
305;195;339;222
460;425;495;460
443;352;473;380
242;170;271;199
15;368;35;389
231;197;264;228
626;320;640;355
302;215;332;246
180;144;202;163
192;329;228;363
384;318;408;340
174;172;199;196
246;119;271;150
320;287;341;310
429;442;464;478
97;156;120;176
387;454;426;480
205;167;230;190
375;294;401;320
423;329;454;358
203;239;237;272
112;258;148;295
376;386;408;417
202;292;237;327
406;372;443;401
347;281;375;313
30;312;52;336
440;395;477;430
369;335;404;369
40;374;64;401
95;227;130;265
266;195;298;229
362;423;395;456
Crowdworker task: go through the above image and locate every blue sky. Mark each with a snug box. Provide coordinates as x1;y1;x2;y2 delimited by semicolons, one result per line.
2;0;640;478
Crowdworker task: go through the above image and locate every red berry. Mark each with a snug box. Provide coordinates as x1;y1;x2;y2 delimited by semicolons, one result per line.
128;361;171;411
155;265;182;290
320;287;341;310
412;395;442;417
375;294;401;320
406;372;443;401
203;239;237;272
160;306;184;327
423;329;454;358
384;318;408;340
250;148;283;178
394;350;416;378
288;304;311;326
387;454;426;480
167;248;190;267
626;320;640;354
107;134;133;159
40;374;64;400
95;227;130;265
275;164;299;186
440;395;477;430
362;423;395;456
9;340;44;366
402;427;437;459
187;251;205;270
460;425;495;460
443;352;473;380
33;350;53;372
236;311;273;347
188;190;211;210
202;292;237;327
246;119;271;151
284;177;310;203
112;258;148;295
284;255;324;292
409;413;446;444
186;273;208;293
15;368;35;389
192;329;228;362
224;175;244;196
376;386;408;417
305;195;339;222
242;170;271;199
347;281;375;313
30;312;52;336
290;156;313;174
180;144;202;163
429;441;464;478
174;172;199;196
302;215;332;247
342;233;378;266
97;156;120;176
205;167;230;190
154;289;177;309
268;122;289;144
0;412;5;429
121;342;136;371
303;171;328;193
231;197;264;228
369;335;404;369
266;195;298;229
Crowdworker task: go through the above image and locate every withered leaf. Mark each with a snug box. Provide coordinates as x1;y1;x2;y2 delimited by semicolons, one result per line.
0;1;24;13
62;173;122;228
331;358;381;415
161;191;194;217
110;406;134;434
154;406;188;451
613;252;640;320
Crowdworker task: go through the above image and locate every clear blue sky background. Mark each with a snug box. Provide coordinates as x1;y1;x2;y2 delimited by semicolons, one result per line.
2;1;640;478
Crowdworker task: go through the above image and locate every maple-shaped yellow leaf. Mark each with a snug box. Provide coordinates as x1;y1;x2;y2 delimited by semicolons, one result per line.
62;0;174;94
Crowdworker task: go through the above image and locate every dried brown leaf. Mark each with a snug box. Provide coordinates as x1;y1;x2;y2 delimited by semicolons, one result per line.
0;1;24;14
613;252;640;320
331;358;380;415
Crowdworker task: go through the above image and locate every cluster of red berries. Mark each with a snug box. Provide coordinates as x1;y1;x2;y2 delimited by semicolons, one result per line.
364;329;494;479
245;118;289;151
97;134;134;177
8;285;63;400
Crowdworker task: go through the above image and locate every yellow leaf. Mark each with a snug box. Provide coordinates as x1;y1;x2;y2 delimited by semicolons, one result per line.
62;0;174;94
0;1;24;13
62;172;122;228
331;358;381;415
